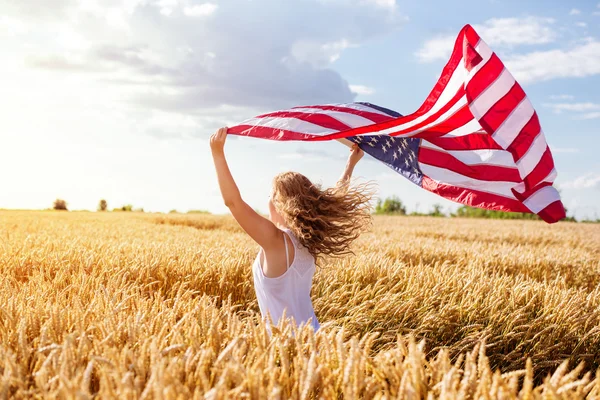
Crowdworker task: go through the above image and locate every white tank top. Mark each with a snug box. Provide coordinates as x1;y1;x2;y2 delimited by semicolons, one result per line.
252;228;320;332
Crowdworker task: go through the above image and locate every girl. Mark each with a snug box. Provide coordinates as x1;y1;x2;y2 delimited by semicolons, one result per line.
210;127;374;332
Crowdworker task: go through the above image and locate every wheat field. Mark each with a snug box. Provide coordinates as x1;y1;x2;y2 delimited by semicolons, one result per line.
1;210;599;399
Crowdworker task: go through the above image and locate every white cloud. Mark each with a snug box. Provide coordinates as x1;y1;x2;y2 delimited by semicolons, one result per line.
476;17;556;46
155;0;177;16
10;0;406;134
575;22;587;28
544;102;600;113
0;16;27;36
183;3;217;17
569;8;581;15
56;26;91;50
562;173;600;189
142;110;202;139
349;84;375;95
363;0;396;9
544;102;600;119
321;39;356;63
322;0;397;9
76;0;147;30
549;94;575;100
416;17;556;63
415;35;455;63
1;0;76;20
582;112;600;119
291;38;357;67
506;39;600;83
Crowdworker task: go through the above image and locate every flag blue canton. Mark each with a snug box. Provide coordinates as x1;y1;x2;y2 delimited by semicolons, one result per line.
348;135;423;186
349;103;423;186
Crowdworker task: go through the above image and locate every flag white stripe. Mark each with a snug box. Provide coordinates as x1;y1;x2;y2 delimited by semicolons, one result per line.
292;103;393;118
401;96;469;137
443;118;483;137
542;168;557;184
492;97;535;148
419;163;518;198
469;68;516;120
523;185;561;213
420;140;517;168
516;131;547;178
288;108;378;128
241;116;337;135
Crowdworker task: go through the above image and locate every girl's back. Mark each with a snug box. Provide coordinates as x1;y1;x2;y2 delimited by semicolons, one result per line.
252;228;320;332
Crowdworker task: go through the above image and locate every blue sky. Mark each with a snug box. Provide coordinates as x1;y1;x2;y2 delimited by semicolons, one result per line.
1;0;599;219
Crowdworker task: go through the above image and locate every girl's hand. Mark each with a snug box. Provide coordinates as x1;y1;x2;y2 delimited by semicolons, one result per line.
348;143;364;166
210;127;228;155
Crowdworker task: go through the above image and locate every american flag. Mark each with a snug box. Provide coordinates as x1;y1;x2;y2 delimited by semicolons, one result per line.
228;25;566;223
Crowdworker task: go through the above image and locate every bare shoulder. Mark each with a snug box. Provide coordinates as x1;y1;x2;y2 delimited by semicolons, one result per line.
261;229;296;279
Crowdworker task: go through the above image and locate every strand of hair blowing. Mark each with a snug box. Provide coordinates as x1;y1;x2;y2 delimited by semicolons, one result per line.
272;172;376;262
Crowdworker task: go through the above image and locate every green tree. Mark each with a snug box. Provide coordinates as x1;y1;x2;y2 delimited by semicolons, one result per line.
375;196;407;215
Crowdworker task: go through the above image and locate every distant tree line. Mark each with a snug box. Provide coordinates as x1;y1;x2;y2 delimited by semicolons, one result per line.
375;196;445;218
374;196;585;222
51;198;210;214
52;199;144;212
453;205;541;220
50;196;593;222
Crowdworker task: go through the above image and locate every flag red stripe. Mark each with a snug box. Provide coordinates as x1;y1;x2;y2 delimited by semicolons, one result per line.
421;175;530;213
535;200;566;223
465;54;504;99
507;113;541;160
523;146;555;190
290;105;392;123
478;83;526;134
464;25;481;48
425;134;503;151
419;147;521;182
227;125;318;140
510;181;565;222
405;105;474;138
304;91;463;141
254;111;352;132
390;88;466;136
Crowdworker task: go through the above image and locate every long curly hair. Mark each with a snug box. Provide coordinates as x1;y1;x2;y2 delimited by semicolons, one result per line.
271;172;375;262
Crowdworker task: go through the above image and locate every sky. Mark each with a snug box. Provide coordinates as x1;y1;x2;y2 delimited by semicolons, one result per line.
1;0;599;219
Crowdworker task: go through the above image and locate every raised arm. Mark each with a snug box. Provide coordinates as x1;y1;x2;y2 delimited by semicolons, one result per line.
337;143;364;185
210;127;280;250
